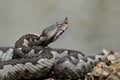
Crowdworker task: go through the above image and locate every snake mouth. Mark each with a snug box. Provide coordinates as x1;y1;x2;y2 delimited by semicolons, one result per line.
53;21;68;41
54;17;68;40
51;17;68;41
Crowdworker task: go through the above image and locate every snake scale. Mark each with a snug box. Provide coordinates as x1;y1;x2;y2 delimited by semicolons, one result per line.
0;18;116;80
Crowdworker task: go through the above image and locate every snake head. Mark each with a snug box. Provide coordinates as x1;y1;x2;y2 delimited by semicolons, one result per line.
39;17;68;47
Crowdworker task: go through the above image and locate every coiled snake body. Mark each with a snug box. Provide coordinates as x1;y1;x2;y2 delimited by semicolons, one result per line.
0;18;115;80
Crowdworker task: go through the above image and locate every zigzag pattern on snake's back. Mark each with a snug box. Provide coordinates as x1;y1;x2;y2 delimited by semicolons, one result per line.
0;18;116;80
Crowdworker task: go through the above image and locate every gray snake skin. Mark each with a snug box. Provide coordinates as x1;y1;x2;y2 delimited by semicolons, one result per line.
0;18;115;80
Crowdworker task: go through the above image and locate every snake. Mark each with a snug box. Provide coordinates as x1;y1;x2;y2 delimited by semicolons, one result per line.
0;18;116;80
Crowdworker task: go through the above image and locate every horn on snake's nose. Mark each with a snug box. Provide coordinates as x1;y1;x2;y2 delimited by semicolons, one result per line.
64;17;68;24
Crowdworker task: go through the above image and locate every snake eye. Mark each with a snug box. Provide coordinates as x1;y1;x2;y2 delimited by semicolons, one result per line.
64;21;68;24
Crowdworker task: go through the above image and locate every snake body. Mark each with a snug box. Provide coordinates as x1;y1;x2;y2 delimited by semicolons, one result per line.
54;52;109;79
0;18;115;80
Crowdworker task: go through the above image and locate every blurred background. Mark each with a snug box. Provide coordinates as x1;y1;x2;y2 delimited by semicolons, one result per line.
0;0;120;55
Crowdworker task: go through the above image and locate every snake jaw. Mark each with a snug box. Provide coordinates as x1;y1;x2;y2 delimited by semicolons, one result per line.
53;17;68;41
